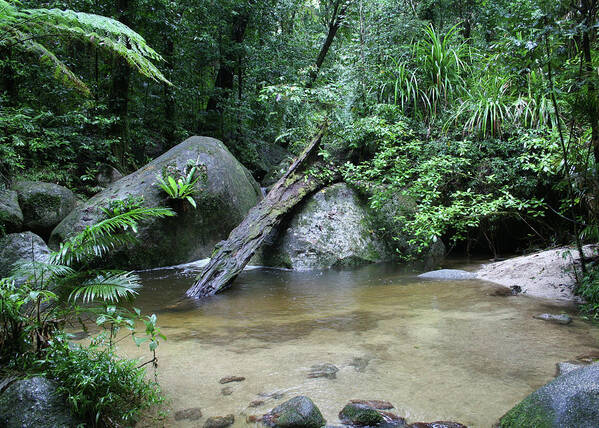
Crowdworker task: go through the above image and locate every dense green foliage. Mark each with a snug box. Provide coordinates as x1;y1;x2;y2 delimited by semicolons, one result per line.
0;205;171;426
1;2;599;306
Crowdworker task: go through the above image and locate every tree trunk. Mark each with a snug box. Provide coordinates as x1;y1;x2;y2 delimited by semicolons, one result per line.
205;12;250;112
163;36;176;146
307;0;351;87
186;126;333;298
109;0;132;169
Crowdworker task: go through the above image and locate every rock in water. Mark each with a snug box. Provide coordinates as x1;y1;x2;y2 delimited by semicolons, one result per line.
407;423;467;428
339;402;406;427
0;377;81;427
308;363;339;379
499;362;599;427
257;183;389;270
219;375;246;384
0;189;23;233
0;232;50;279
12;181;75;239
174;407;202;421
418;269;477;280
50;137;262;269
533;313;573;325
263;396;326;428
556;362;584;377
204;414;234;428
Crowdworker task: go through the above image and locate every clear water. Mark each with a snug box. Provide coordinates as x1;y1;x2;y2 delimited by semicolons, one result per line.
110;262;599;427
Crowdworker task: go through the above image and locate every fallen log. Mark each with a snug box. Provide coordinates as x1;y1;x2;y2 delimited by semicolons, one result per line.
186;125;334;298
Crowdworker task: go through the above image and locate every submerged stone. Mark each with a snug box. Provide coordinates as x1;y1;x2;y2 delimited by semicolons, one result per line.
174;407;202;421
204;414;235;428
263;396;326;428
418;269;477;280
533;313;573;325
219;375;246;384
308;363;339;379
339;402;406;427
407;423;467;428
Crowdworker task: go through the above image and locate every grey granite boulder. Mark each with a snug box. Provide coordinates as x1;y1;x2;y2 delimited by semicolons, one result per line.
499;362;599;427
0;377;80;427
0;232;50;278
12;181;76;238
50;137;261;269
418;269;477;280
0;189;23;233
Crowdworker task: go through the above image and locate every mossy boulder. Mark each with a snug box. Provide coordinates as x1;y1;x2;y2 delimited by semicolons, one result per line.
0;377;81;427
263;396;326;428
499;362;599;428
257;183;443;270
0;189;23;232
0;232;50;278
339;401;406;427
257;183;388;270
12;181;76;239
49;137;261;269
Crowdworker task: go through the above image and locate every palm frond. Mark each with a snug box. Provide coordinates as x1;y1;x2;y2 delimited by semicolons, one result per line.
69;271;141;303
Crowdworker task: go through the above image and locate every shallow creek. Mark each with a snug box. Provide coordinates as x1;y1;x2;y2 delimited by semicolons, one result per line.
109;261;599;427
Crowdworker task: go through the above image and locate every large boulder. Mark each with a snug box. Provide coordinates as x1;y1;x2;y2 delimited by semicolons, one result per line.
257;183;444;270
0;377;81;427
0;189;23;233
499;362;599;427
12;181;76;238
50;137;261;269
262;396;326;428
0;232;50;278
258;183;388;270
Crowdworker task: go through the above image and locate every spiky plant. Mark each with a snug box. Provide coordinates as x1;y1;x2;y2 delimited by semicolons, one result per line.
447;74;513;138
0;0;169;95
416;23;468;118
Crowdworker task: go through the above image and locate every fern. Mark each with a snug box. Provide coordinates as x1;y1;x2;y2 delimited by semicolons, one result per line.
69;271;141;303
0;0;170;94
53;207;175;266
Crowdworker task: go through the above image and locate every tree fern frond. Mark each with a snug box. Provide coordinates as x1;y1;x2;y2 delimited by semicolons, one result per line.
69;271;141;303
19;35;91;96
0;0;171;88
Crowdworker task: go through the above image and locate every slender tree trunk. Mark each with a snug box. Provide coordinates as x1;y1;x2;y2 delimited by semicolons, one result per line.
109;0;132;169
206;12;250;113
163;36;176;146
307;0;351;87
0;48;18;105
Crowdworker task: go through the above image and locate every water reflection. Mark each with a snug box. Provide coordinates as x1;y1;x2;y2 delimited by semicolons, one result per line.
115;262;599;428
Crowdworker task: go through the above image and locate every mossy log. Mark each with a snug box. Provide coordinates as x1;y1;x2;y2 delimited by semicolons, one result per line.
186;126;333;298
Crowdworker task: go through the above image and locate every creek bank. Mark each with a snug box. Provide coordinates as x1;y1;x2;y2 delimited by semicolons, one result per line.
476;245;597;301
50;137;262;269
